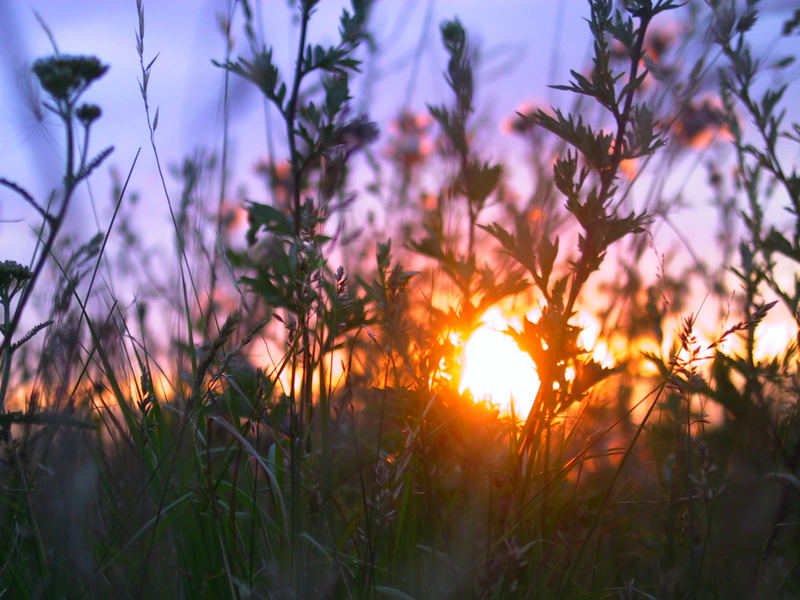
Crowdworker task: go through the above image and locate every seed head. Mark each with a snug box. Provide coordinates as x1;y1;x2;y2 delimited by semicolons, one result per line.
0;260;32;300
76;103;102;126
32;55;108;102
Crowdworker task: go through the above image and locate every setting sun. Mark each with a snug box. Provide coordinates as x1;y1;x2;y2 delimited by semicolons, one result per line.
459;307;540;419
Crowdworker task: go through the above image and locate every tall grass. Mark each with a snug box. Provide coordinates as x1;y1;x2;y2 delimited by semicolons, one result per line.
1;1;799;598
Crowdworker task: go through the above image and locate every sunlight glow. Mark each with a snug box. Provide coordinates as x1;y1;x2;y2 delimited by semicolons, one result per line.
459;307;540;419
754;322;795;362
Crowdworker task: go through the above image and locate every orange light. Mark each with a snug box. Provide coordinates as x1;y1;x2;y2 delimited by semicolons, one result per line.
459;307;540;419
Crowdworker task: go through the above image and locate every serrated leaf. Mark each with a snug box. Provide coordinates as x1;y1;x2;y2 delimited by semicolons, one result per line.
763;229;800;261
246;201;294;244
539;236;559;286
532;108;614;174
783;8;800;36
571;358;620;396
214;49;283;108
277;82;286;106
461;160;502;202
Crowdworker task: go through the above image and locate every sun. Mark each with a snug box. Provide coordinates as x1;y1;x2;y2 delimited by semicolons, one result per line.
458;307;540;419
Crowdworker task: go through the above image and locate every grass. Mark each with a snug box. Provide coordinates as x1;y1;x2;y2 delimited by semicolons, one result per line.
1;0;800;598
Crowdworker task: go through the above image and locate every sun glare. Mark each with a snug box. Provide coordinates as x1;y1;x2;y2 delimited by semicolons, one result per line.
459;307;540;419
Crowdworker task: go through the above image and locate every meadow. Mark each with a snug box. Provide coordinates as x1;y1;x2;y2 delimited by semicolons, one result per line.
1;1;800;598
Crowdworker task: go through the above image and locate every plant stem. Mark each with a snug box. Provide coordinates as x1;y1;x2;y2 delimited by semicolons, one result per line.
0;298;12;431
0;106;77;364
287;5;311;236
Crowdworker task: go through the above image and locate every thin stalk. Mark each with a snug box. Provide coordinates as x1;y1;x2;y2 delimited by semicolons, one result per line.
136;0;202;382
685;390;699;598
216;0;235;236
0;298;13;437
0;108;77;360
286;6;311;235
279;7;312;584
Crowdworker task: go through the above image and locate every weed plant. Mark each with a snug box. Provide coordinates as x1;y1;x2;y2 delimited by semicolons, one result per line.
1;1;799;599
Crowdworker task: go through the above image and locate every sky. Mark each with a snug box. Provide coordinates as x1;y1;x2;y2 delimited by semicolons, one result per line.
1;0;799;317
0;1;592;260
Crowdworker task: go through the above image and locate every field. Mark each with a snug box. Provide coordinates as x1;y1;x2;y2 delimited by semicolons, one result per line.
2;1;800;598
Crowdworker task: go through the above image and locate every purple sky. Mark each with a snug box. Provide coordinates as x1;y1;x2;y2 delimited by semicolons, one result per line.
0;2;590;261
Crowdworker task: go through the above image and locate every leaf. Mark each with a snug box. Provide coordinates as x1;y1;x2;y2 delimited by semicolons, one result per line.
552;65;619;112
0;410;94;429
428;103;468;158
376;586;416;600
213;49;284;109
538;236;559;287
736;9;758;34
531;108;614;174
571;359;620;397
209;413;287;530
607;9;635;49
461;160;502;203
622;103;665;159
440;18;472;113
246;201;295;244
763;229;800;262
783;8;800;36
479;222;530;275
764;472;800;494
771;56;795;70
553;152;589;200
709;353;745;416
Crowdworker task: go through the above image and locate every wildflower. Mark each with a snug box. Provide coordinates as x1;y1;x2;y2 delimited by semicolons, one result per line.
32;55;108;103
674;98;730;148
384;110;433;167
0;260;32;302
76;103;102;126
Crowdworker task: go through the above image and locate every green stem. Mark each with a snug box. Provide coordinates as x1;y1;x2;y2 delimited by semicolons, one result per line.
0;106;77;361
286;6;311;236
0;297;12;425
564;13;651;319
